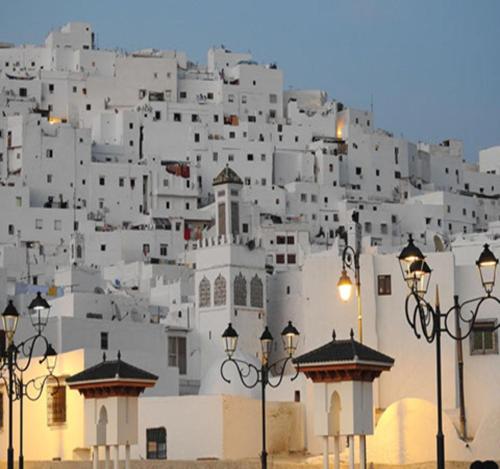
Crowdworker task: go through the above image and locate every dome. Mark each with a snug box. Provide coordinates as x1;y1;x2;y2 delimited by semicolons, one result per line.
199;351;261;399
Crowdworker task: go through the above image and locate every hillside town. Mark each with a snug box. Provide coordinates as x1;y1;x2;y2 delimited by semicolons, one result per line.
0;22;499;467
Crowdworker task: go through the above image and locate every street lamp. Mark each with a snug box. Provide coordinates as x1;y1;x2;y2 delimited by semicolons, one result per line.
0;294;57;469
220;321;300;469
336;212;363;342
398;236;500;469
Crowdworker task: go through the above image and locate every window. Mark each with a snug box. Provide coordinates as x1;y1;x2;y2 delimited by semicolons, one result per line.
168;336;187;374
8;224;14;235
54;220;62;231
261;154;266;162
276;235;286;245
287;254;296;264
242;223;249;233
470;321;498;355
213;114;219;122
300;193;307;202
234;273;247;306
199;277;211;307
47;383;66;425
269;93;277;104
250;275;264;308
247;154;254;161
395;171;401;179
147;427;166;459
213;152;218;162
356;167;362;176
100;332;108;350
228;154;234;161
46;149;53;158
86;104;91;111
229;131;235;139
155;111;161;120
99;176;105;186
160;244;168;256
35;219;43;230
276;254;285;264
100;244;106;252
377;275;391;295
261;178;266;186
228;94;234;103
47;174;53;183
48;84;54;93
394;147;399;164
119;177;125;187
241;95;247;104
16;197;22;207
194;133;200;143
179;91;187;99
173;113;181;122
214;274;227;306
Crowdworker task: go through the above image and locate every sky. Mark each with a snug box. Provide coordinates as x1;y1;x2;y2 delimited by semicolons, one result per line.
1;0;499;161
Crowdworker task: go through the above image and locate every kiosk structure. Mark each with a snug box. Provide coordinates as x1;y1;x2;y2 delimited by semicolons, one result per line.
67;352;157;469
294;330;394;469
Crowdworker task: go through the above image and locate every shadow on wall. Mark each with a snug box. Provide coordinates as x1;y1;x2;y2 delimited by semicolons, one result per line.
367;398;500;464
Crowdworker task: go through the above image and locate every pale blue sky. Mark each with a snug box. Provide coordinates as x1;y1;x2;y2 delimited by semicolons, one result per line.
2;0;499;160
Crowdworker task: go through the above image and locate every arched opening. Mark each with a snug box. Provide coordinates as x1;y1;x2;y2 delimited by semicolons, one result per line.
329;391;341;436
96;405;108;445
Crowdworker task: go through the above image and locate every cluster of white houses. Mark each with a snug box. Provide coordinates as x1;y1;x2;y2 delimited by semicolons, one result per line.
0;22;499;463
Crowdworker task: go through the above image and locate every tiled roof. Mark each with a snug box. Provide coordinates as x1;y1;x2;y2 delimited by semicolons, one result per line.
67;353;158;384
213;165;243;186
293;331;394;366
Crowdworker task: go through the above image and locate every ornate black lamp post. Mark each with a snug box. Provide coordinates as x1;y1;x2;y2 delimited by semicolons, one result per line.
336;212;363;342
1;293;58;469
398;235;500;469
220;321;300;469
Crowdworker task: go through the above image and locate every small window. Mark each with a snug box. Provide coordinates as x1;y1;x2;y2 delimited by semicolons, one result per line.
8;224;14;235
119;177;125;187
19;87;27;97
247;154;254;161
276;254;285;264
47;174;53;183
213;152;218;162
276;236;286;245
179;91;187;99
470;321;498;355
377;275;391;295
269;93;277;104
194;133;200;143
287;254;296;264
100;332;108;350
160;244;168;256
35;219;43;230
99;176;105;186
173;113;181;122
242;223;249;233
146;427;167;459
213;114;219;122
54;220;62;231
47;384;66;426
48;84;54;93
100;244;106;252
46;149;53;158
86;104;91;111
356;167;362;175
155;111;161;120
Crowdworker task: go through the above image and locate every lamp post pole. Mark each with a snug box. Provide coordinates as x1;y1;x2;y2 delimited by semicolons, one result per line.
221;322;300;469
398;236;500;469
7;345;14;469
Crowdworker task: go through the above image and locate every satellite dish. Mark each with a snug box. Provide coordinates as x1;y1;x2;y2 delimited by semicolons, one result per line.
434;234;446;252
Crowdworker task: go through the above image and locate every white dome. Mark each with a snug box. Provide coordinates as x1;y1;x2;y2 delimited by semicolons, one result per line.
199;351;261;399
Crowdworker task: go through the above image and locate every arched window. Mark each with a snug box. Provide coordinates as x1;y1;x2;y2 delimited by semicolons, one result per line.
214;274;227;306
234;273;247;306
199;277;211;308
250;275;264;308
76;244;82;259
